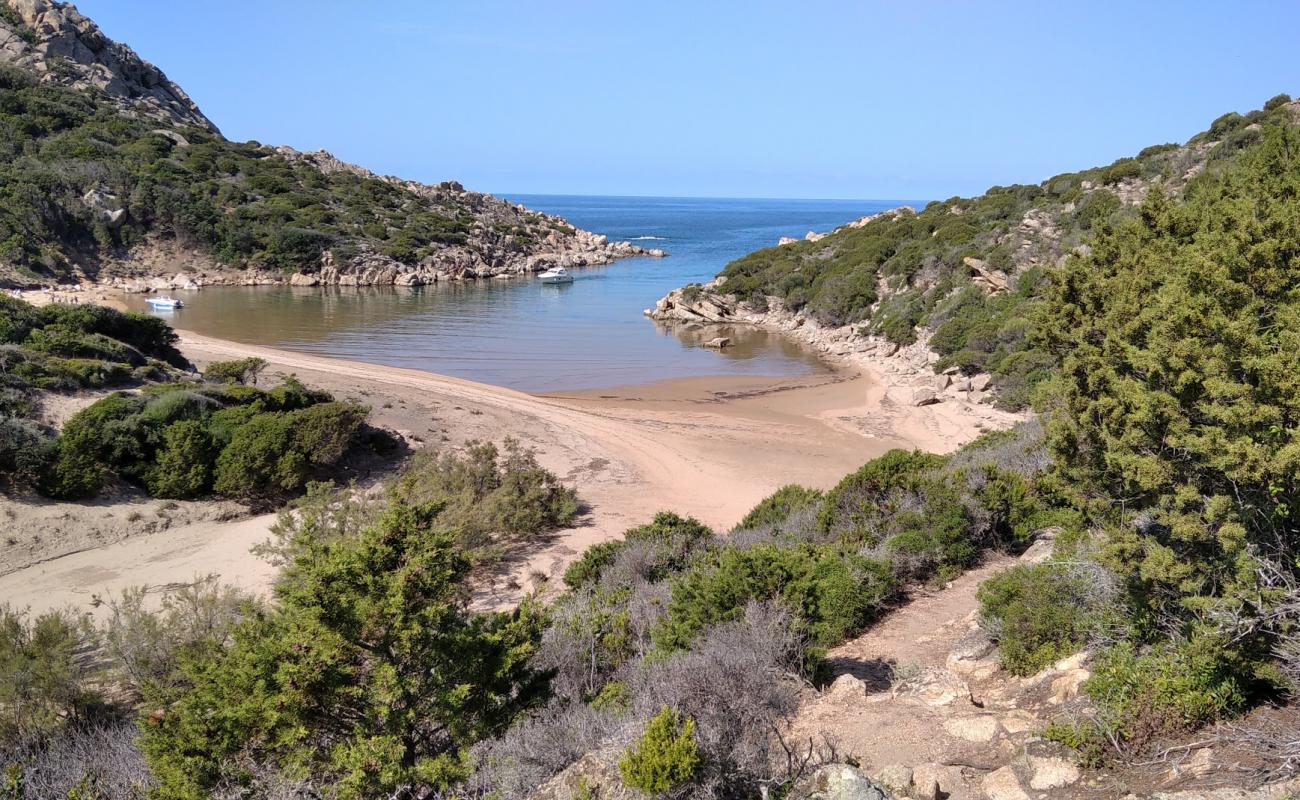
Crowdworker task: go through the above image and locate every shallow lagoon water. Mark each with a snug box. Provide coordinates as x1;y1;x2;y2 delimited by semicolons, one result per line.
131;195;906;392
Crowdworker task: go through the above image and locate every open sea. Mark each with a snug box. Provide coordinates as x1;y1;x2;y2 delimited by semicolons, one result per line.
128;196;908;392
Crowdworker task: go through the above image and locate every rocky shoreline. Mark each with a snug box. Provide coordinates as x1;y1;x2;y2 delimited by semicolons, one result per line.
647;279;1025;445
44;228;664;294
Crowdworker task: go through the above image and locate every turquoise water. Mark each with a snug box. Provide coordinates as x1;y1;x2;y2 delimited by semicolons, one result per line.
133;196;907;391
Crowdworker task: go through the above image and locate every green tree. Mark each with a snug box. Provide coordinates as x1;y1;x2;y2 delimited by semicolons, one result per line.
146;420;216;498
1038;125;1300;624
618;706;701;797
141;503;551;799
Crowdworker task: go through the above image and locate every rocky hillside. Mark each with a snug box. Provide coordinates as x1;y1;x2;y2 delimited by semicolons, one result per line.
0;0;660;289
651;94;1299;410
0;0;214;131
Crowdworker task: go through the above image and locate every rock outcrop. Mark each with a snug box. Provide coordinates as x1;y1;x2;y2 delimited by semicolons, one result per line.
0;0;217;131
646;279;1024;443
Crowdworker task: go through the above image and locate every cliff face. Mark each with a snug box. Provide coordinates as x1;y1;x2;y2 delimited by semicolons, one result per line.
0;0;216;131
0;0;661;288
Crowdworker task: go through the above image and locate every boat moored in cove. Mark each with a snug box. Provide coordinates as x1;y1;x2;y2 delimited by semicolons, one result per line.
146;295;185;309
538;266;574;284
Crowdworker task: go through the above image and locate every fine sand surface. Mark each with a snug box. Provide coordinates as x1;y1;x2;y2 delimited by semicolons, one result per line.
0;328;1001;615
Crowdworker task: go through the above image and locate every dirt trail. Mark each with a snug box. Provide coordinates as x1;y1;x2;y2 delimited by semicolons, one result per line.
824;556;1016;690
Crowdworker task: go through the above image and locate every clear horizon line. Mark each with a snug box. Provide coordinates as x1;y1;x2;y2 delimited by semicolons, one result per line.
491;190;931;205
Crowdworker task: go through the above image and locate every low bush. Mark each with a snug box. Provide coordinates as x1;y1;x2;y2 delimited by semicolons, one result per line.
0;722;151;800
0;607;105;742
202;357;266;386
0;418;55;487
390;439;578;553
28;381;373;502
978;563;1108;675
141;505;552;800
562;540;626;589
618;707;701;797
653;543;895;653
145;420;215;498
735;484;822;531
1084;636;1254;749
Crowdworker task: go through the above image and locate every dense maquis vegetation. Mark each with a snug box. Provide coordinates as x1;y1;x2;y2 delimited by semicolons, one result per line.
0;423;1060;799
974;122;1300;761
715;94;1296;410
0;295;385;502
0;63;562;286
0;446;581;800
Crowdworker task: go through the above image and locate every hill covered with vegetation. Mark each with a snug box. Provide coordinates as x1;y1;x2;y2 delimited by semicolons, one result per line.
0;0;648;288
655;94;1300;411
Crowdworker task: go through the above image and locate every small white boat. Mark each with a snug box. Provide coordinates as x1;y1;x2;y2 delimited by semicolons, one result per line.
146;295;184;309
538;266;574;284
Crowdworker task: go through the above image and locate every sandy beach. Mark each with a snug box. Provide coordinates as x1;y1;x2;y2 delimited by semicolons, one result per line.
0;321;1010;615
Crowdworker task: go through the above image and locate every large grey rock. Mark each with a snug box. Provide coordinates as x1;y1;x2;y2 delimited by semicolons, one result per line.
912;388;940;407
787;764;891;800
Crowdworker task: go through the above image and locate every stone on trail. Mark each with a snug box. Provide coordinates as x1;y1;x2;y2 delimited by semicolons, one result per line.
1027;755;1081;790
942;713;1001;742
826;673;868;703
786;764;892;800
981;766;1030;800
871;764;912;795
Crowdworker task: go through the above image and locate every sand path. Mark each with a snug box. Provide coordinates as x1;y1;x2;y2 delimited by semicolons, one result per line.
2;332;926;613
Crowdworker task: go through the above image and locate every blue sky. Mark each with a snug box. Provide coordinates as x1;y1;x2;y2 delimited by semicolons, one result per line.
78;1;1300;201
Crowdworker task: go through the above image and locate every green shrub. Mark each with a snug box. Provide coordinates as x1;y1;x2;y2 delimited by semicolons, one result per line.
390;440;578;552
978;564;1099;675
618;707;701;797
1072;189;1120;230
653;543;895;653
140;505;551;799
146;420;216;498
0;417;55;486
1040;127;1300;642
212;411;303;499
203;357;267;386
1263;93;1292;111
0;606;104;740
735;484;822;531
0;296;41;343
287;401;368;467
622;512;715;577
24;325;142;365
1042;719;1108;768
817;449;946;535
1084;637;1253;749
589;680;631;714
1101;158;1141;184
41;394;140;498
563;540;627;589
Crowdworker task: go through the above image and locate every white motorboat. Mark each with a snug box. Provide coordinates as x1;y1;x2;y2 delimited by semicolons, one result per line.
538;266;574;284
146;295;184;309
